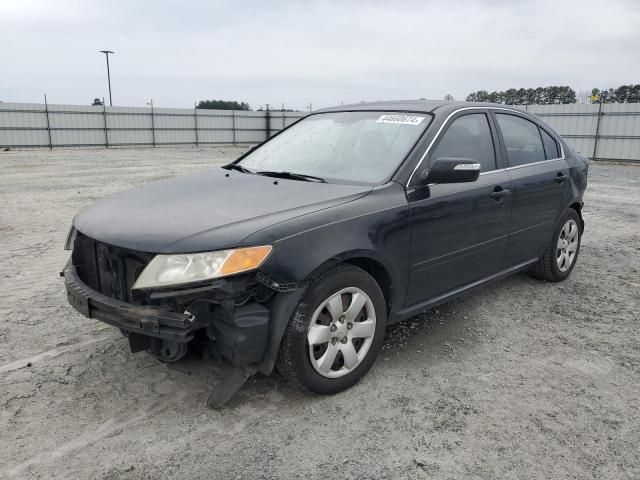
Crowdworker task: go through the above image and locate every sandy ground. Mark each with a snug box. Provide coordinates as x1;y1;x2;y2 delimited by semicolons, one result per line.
0;146;639;480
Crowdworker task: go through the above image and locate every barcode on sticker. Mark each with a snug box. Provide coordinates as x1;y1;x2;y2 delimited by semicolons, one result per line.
376;114;425;126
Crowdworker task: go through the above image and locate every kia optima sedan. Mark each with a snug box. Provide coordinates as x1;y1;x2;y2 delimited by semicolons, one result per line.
63;100;589;399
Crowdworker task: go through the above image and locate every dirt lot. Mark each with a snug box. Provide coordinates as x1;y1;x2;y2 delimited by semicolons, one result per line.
1;146;639;479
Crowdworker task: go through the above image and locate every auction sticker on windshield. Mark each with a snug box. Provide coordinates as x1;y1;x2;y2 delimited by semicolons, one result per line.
376;114;425;125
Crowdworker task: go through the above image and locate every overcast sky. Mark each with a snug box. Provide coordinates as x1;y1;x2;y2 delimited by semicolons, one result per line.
2;0;639;110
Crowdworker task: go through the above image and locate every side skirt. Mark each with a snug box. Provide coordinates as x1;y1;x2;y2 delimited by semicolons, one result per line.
389;258;539;324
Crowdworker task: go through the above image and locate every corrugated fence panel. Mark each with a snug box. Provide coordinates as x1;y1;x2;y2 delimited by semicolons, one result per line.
0;109;47;128
597;138;640;160
109;129;153;145
234;111;267;133
156;129;197;145
0;102;301;148
1;129;50;147
1;101;637;161
523;103;640;161
528;104;598;137
235;129;266;143
52;129;105;146
198;128;235;144
567;138;596;158
599;104;640;137
197;111;234;131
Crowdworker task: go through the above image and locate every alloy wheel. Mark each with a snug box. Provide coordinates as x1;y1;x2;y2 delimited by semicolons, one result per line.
307;287;377;378
556;219;579;272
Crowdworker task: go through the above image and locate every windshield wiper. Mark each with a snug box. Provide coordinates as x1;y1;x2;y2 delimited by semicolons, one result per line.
223;163;254;174
255;171;327;183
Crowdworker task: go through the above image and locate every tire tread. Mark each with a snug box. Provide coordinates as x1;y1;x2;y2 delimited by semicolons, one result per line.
530;209;581;282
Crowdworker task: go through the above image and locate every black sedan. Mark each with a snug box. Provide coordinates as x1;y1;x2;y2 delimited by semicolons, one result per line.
63;100;589;398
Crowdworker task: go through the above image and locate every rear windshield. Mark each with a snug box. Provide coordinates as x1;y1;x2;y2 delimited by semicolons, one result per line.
238;111;431;184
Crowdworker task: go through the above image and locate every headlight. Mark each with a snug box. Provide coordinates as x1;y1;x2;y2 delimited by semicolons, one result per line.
132;245;273;290
64;226;77;251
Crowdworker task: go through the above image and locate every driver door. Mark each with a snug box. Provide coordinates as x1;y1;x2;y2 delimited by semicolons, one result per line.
405;111;512;306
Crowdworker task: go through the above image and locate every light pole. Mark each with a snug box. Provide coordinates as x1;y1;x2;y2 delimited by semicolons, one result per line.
99;50;114;106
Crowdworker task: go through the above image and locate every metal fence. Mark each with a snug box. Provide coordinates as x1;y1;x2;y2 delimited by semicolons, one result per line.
1;101;640;162
0;101;306;149
523;103;640;162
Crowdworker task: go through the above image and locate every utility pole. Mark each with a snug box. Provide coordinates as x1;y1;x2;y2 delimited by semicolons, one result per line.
99;50;114;106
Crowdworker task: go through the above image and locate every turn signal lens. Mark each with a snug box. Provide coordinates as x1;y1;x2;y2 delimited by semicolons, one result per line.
221;246;273;276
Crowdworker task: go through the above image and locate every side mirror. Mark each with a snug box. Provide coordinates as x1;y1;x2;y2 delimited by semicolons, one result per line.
416;157;481;186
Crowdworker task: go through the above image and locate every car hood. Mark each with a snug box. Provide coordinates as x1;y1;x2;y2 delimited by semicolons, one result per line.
74;168;372;253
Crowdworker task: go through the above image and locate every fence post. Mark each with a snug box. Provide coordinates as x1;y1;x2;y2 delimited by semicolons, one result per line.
102;99;109;148
592;98;603;161
194;102;199;146
231;110;236;144
265;104;270;140
150;99;156;147
43;94;53;150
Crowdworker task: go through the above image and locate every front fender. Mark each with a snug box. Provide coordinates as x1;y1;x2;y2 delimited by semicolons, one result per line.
246;183;412;373
256;287;308;375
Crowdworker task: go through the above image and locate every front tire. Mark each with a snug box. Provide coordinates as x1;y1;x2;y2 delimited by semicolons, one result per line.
276;264;386;394
531;209;582;282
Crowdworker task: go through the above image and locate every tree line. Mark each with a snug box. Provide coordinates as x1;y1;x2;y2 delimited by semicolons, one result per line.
92;85;640;108
589;85;640;104
196;99;251;110
465;84;640;105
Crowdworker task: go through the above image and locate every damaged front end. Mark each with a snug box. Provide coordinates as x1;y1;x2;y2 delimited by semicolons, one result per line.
63;231;280;368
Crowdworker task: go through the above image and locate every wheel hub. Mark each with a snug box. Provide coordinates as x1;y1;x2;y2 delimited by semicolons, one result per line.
332;321;348;339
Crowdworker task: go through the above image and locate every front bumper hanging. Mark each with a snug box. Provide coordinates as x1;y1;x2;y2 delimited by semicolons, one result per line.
63;262;201;343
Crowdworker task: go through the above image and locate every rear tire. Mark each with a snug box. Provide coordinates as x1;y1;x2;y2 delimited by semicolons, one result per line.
530;209;581;282
276;264;386;394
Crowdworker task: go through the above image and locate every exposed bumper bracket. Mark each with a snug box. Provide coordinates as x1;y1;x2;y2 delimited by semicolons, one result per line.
63;262;201;343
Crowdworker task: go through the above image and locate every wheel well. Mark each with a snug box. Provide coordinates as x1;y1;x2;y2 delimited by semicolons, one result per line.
569;202;584;231
343;257;393;314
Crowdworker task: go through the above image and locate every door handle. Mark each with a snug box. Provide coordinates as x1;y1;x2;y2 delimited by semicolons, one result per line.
490;186;511;201
555;172;568;184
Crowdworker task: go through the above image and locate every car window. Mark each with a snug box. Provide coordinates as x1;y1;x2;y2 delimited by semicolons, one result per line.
429;113;496;173
495;114;546;167
540;127;560;159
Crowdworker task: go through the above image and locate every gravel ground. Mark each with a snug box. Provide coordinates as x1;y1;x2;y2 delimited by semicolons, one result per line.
1;146;639;480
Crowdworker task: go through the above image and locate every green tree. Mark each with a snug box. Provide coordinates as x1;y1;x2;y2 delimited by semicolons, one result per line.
616;84;640;103
466;90;490;102
593;84;640;103
197;99;251;110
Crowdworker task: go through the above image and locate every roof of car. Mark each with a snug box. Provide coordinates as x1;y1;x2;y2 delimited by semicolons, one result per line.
316;100;526;115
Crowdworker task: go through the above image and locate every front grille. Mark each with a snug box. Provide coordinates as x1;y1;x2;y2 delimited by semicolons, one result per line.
71;233;153;303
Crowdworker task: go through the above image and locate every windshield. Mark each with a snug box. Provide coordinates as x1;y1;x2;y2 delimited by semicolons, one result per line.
237;111;431;184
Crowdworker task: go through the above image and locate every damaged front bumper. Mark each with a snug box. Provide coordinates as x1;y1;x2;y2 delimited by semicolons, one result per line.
62;261;271;366
63;262;203;342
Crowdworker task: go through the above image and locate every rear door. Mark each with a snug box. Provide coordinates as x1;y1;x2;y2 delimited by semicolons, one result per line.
405;110;512;306
492;112;570;264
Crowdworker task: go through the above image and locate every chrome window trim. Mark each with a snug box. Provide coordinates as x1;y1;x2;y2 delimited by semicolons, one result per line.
504;157;565;172
407;106;566;186
479;168;506;176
